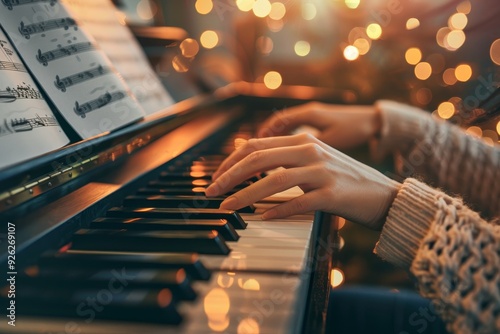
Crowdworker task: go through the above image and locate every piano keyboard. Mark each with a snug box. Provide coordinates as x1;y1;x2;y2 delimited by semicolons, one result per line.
0;129;323;334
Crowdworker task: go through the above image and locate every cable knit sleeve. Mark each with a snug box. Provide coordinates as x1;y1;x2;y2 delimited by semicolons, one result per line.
371;100;500;218
371;100;500;333
375;178;500;334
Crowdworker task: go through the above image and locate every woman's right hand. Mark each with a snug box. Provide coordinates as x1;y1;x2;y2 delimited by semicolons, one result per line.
257;102;381;151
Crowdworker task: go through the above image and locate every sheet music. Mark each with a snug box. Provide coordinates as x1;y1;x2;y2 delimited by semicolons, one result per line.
62;0;175;115
0;0;145;139
0;27;69;170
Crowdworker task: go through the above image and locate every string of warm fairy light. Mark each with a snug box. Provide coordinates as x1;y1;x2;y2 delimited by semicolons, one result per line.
188;0;499;141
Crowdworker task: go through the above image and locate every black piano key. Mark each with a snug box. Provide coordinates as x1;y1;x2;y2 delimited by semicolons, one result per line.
107;207;247;229
4;287;182;324
71;229;231;255
38;252;211;280
148;180;251;189
122;195;255;213
136;187;239;197
137;187;210;196
159;171;212;180
19;268;197;301
91;217;240;241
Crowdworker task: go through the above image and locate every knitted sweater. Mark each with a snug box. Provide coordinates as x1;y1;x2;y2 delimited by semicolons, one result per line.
372;100;500;334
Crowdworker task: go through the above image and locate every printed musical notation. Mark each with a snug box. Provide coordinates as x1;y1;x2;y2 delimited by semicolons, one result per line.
19;18;78;39
0;83;43;103
1;0;56;10
36;42;93;66
0;60;26;72
1;114;59;136
0;0;145;139
0;27;69;169
54;65;110;92
74;90;126;118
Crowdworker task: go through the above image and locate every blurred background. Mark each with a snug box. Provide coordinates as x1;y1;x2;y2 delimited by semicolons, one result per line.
116;0;499;146
114;0;499;290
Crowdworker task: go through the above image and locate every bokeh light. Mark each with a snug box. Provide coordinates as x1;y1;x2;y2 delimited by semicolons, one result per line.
456;1;472;14
195;0;213;15
414;62;432;80
405;47;422;65
446;30;466;50
490;39;500;65
294;41;311;57
253;0;272;18
454;64;472;82
256;36;273;54
269;2;286;20
263;71;282;89
496;121;500;136
353;38;370;55
236;0;255;12
200;30;219;49
448;13;468;30
366;23;382;40
437;101;455;119
443;68;458;85
237;317;260;334
466;126;483;138
343;45;359;61
345;0;360;9
137;0;157;20
406;18;420;30
180;38;199;58
331;268;345;288
436;27;451;48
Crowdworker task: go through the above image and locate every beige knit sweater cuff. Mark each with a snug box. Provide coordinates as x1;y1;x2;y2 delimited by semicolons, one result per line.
371;100;433;162
374;178;440;270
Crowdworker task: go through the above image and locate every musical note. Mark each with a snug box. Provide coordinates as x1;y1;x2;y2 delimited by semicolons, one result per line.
36;42;94;66
0;83;43;103
18;18;78;39
54;65;110;92
0;114;60;136
74;91;126;118
0;60;26;72
1;0;56;10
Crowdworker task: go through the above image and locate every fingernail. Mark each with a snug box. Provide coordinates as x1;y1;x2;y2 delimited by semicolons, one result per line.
205;183;219;197
220;196;238;210
262;208;277;220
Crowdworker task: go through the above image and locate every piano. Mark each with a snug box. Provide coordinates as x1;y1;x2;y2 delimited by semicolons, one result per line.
0;0;430;332
0;22;344;331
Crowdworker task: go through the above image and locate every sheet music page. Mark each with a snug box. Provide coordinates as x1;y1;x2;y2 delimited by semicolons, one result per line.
0;0;145;139
0;27;69;170
62;0;175;116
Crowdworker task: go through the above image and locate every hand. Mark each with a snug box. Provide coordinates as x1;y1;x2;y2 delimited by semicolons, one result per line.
257;102;381;150
205;133;400;230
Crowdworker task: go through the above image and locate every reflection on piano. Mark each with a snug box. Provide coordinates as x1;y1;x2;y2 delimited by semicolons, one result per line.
0;89;338;333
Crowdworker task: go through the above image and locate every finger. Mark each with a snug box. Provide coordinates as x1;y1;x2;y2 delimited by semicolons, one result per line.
261;190;327;219
218;166;322;210
207;145;318;197
257;105;327;138
212;134;322;181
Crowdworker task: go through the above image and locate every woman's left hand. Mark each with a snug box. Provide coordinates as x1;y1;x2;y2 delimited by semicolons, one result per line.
205;133;400;230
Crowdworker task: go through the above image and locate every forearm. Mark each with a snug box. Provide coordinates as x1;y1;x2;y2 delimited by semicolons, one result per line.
375;178;500;334
372;100;500;218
